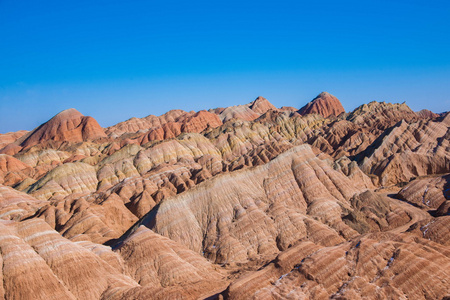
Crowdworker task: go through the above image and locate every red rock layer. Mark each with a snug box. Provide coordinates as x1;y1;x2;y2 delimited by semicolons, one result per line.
0;94;448;299
138;110;222;144
397;174;450;210
0;130;28;148
0;154;33;185
358;113;450;185
299;91;345;117
0;109;106;155
106;109;187;136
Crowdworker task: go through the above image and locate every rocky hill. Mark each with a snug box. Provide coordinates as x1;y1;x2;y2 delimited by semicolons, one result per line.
0;92;448;299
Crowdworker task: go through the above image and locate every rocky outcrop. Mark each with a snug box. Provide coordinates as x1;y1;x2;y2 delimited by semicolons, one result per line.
106;109;187;136
248;96;278;114
26;162;99;200
347;101;418;132
358;114;450;185
0;130;28;148
138;110;222;144
0;109;106;155
115;145;412;264
226;232;450;299
0;218;225;299
116;226;223;287
0;185;45;220
417;109;440;119
0;154;33;186
299;92;345;117
1;93;449;299
214;96;277;122
397;174;450;210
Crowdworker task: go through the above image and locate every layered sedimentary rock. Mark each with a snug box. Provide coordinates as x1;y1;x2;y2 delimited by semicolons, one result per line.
106;109;188;136
26;162;99;200
0;108;106;155
347;101;418;133
417;109;440;119
20;108;106;146
397;174;450;210
0;185;45;220
213;96;278;122
0;130;28;148
0;93;448;299
115;145;415;265
138;110;222;144
0;218;224;299
357;113;450;185
0;154;33;185
226;233;450;299
299;92;345;117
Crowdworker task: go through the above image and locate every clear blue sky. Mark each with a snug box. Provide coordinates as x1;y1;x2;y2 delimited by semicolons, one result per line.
1;0;449;133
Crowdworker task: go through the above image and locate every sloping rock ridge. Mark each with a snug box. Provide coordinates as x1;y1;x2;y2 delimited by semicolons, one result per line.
0;92;449;299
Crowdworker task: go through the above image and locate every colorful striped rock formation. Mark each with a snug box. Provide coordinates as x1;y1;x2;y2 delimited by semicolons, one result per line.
0;93;449;299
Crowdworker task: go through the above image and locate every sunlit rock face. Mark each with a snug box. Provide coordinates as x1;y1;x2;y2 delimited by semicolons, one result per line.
299;92;345;118
0;108;106;156
0;94;448;299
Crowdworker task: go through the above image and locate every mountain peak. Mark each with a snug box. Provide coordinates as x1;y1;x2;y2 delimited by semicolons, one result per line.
16;108;106;149
317;91;331;97
50;108;84;121
249;96;277;114
299;92;345;117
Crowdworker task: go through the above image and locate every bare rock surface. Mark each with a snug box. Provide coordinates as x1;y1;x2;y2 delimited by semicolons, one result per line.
0;130;28;148
299;92;345;117
417;109;440;119
115;145;414;265
0;109;106;155
226;232;450;300
397;174;450;210
0;93;449;299
214;96;278;122
358;114;450;185
0;185;45;220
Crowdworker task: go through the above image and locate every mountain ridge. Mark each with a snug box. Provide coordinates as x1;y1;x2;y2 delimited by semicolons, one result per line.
0;92;448;299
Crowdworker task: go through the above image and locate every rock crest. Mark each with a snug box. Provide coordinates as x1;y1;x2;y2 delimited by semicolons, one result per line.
299;91;345;117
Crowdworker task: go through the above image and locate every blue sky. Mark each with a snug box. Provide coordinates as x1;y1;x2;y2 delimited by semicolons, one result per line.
1;0;449;133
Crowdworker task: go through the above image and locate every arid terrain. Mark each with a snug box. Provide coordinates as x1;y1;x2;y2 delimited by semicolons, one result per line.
0;92;449;299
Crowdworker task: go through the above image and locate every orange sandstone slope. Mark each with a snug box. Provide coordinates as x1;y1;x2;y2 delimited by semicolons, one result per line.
0;93;448;299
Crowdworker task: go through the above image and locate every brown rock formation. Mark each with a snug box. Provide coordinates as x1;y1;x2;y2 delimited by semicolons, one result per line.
0;130;28;148
397;174;450;210
214;96;277;122
22;108;106;146
226;233;450;299
138;110;222;144
249;96;278;114
417;109;440;119
347;101;418;132
0;185;45;220
0;154;33;185
299;92;345;117
0;109;106;155
0;93;449;299
106;109;187;136
358;114;450;185
116;145;386;264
